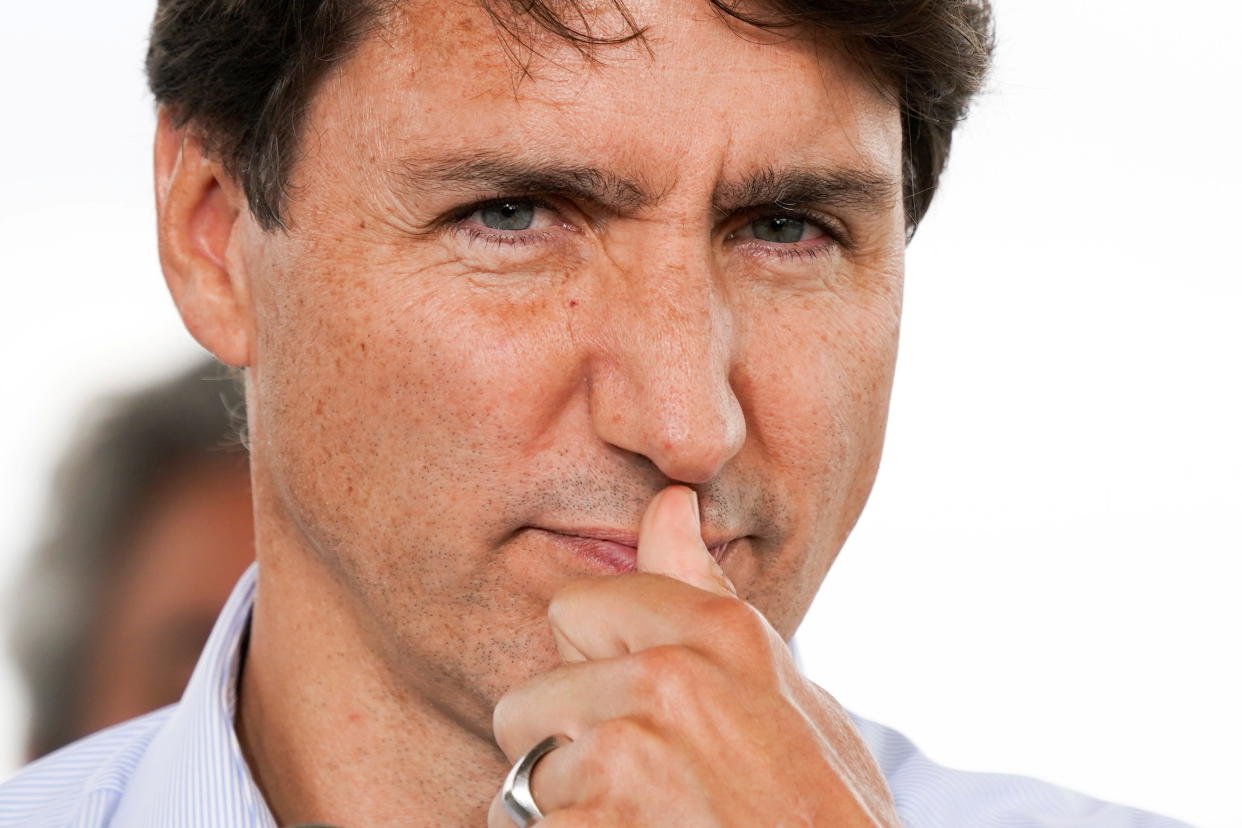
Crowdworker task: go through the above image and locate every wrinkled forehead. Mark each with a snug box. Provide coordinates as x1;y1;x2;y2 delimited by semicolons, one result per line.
301;0;902;208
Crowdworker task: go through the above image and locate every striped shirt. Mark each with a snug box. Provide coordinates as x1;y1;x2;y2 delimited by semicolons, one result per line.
0;565;1190;827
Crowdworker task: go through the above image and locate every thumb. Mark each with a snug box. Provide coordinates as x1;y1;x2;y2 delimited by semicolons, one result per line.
636;486;737;597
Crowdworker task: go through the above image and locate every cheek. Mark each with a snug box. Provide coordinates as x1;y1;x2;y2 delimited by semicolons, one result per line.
734;290;900;632
250;241;578;510
740;288;901;479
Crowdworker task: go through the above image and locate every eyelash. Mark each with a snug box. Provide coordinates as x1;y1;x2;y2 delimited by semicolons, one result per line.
446;198;847;259
448;197;564;249
731;206;850;261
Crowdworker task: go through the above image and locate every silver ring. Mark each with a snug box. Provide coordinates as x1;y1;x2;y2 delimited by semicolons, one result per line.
501;734;570;827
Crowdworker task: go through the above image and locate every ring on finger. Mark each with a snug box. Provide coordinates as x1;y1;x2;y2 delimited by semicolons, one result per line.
500;734;571;827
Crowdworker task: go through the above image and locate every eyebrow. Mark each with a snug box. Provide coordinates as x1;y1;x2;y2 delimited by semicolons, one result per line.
389;153;899;217
390;152;654;214
711;166;901;216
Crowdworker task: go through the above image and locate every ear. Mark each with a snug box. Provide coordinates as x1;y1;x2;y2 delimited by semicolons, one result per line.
154;107;255;367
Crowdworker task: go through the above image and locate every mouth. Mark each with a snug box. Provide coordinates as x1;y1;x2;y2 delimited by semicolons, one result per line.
529;527;737;574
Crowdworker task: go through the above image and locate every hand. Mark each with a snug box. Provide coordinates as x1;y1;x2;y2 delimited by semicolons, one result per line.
489;486;900;827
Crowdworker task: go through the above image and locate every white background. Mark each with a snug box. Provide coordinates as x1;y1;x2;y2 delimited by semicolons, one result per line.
1;1;1238;825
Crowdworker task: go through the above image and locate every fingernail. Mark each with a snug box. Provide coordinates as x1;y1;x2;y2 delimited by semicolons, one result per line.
684;487;700;530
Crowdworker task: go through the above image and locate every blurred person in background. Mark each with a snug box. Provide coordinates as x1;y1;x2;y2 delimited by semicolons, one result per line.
7;359;252;760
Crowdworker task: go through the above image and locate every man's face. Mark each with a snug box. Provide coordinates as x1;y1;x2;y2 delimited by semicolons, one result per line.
235;0;903;735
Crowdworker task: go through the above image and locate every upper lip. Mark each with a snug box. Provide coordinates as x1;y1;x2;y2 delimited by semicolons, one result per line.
535;526;742;551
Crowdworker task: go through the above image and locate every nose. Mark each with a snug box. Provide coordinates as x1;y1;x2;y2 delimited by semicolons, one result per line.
583;244;746;485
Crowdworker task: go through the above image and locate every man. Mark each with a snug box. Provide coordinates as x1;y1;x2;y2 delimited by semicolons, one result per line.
8;359;252;760
0;0;1190;825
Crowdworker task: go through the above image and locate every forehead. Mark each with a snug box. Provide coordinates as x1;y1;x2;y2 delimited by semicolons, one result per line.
301;0;901;204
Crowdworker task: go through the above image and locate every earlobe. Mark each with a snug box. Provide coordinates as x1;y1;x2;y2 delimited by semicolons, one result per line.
154;108;254;367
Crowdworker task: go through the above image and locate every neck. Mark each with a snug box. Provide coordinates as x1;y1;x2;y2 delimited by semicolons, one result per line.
236;522;510;826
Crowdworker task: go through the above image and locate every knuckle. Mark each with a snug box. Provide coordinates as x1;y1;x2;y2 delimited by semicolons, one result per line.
579;716;660;801
548;576;603;619
700;595;772;652
546;583;574;622
632;644;704;702
686;598;787;695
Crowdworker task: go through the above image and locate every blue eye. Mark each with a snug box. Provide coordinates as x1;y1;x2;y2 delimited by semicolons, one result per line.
475;201;536;231
750;215;812;243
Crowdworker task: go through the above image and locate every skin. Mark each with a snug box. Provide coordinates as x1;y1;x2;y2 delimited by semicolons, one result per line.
74;459;254;745
155;0;907;823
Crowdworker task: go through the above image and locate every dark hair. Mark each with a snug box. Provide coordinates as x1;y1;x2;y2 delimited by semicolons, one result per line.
147;0;992;235
6;359;246;759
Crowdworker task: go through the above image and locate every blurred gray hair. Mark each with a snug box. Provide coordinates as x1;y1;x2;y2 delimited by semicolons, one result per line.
6;359;246;758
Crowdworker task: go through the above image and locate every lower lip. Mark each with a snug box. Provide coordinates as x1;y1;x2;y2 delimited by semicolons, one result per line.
534;530;730;575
